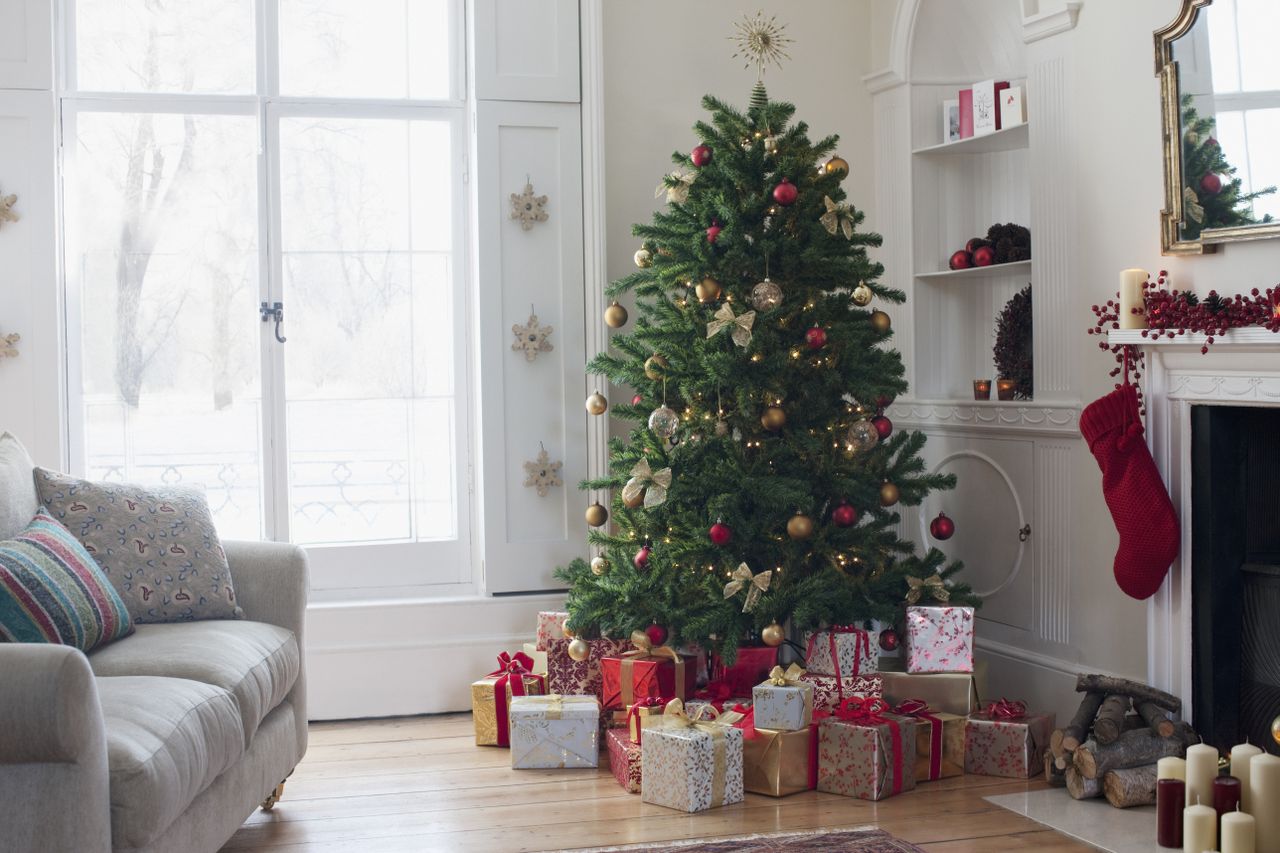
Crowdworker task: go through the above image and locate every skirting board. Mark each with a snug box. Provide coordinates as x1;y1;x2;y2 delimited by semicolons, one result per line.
976;637;1145;722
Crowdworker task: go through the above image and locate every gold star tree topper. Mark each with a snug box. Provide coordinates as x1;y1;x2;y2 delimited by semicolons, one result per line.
730;11;793;79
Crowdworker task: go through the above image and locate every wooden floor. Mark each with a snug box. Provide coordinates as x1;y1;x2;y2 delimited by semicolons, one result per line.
222;714;1095;852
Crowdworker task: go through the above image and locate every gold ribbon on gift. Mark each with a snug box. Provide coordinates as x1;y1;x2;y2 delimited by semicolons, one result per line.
722;563;772;612
706;303;756;348
658;698;744;808
619;629;686;706
763;663;814;726
905;573;950;604
819;195;856;239
622;458;672;509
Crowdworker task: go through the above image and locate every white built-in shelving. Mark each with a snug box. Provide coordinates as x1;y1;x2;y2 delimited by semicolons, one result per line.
911;121;1030;156
914;259;1032;283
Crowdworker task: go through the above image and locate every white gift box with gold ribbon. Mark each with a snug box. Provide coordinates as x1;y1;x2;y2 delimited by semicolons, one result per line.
641;699;745;813
752;664;815;731
508;695;601;769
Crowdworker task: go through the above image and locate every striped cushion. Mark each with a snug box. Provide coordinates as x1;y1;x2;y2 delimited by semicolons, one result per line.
0;508;134;651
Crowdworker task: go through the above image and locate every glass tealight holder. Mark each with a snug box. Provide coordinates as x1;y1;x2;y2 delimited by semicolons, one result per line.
996;378;1017;401
973;379;992;400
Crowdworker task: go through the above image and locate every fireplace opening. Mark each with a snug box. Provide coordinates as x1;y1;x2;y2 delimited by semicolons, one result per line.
1191;404;1280;754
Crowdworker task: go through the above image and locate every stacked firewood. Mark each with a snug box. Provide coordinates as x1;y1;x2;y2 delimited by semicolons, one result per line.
1046;674;1197;808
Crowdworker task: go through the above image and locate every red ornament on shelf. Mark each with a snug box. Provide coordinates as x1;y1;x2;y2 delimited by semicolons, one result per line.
949;250;972;270
691;144;712;167
805;326;827;350
634;545;651;570
706;223;722;244
772;178;798;206
1200;172;1223;195
709;521;733;546
831;503;859;528
631;394;644;405
972;245;996;267
645;623;669;647
965;238;987;254
929;512;956;541
871;414;893;439
878;628;899;652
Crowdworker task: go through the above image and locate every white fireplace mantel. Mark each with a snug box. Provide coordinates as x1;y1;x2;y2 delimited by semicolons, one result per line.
1111;328;1280;719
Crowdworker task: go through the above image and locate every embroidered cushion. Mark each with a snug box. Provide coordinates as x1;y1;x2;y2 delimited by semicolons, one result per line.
0;509;133;651
35;469;242;623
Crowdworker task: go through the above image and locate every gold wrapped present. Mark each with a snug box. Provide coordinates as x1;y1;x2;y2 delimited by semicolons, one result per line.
471;651;545;746
878;656;986;716
743;727;814;797
891;700;965;781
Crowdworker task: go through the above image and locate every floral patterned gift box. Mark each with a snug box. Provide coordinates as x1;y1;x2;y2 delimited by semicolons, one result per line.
606;728;643;793
545;636;632;700
508;694;601;769
800;672;883;713
535;611;569;650
471;651;545;746
964;699;1056;779
641;699;745;813
803;625;878;679
816;697;917;801
905;605;975;674
752;663;814;731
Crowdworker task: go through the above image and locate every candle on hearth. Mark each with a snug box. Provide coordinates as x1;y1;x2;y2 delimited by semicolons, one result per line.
1157;777;1184;847
1252;754;1280;853
1222;808;1256;853
1186;742;1219;807
1215;774;1243;817
1159;756;1187;781
1119;268;1149;330
1183;799;1217;853
1231;743;1262;813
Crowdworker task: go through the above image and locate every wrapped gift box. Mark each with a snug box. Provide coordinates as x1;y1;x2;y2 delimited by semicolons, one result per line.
743;726;813;797
879;657;985;716
545;637;632;700
800;672;882;713
804;626;878;680
816;700;917;801
535;610;569;650
710;646;778;697
600;650;697;710
752;664;814;731
508;694;600;769
615;697;666;743
471;652;545;746
964;702;1056;779
606;728;643;793
905;606;975;674
892;701;965;781
641;703;745;813
521;642;548;676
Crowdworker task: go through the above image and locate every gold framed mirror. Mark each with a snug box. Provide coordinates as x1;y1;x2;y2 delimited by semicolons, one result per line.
1155;0;1280;255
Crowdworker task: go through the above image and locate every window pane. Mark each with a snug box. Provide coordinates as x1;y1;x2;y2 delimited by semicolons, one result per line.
74;0;256;94
279;0;452;100
66;111;264;539
279;116;457;546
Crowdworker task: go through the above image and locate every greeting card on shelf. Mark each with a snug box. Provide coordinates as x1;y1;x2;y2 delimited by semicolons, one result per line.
942;98;961;144
971;80;999;136
958;89;974;139
1001;86;1026;129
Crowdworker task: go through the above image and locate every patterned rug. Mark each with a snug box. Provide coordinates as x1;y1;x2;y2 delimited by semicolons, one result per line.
567;827;925;852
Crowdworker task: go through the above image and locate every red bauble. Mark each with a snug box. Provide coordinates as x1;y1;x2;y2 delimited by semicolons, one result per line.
876;394;895;410
878;628;899;652
645;623;668;646
929;512;956;541
972;245;996;267
1200;172;1223;195
709;521;733;546
965;237;988;254
691;144;712;167
631;394;643;405
831;503;859;528
805;326;827;350
706;224;722;244
948;250;973;270
772;178;798;206
633;545;651;570
871;414;893;439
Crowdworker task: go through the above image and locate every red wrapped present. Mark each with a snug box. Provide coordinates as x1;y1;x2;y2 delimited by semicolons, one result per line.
600;630;696;710
800;671;883;713
545;636;632;700
892;699;964;781
964;698;1056;779
710;645;778;696
470;651;546;746
804;625;877;679
816;696;916;801
606;728;642;793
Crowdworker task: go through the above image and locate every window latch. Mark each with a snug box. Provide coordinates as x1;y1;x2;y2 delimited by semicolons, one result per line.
260;301;286;344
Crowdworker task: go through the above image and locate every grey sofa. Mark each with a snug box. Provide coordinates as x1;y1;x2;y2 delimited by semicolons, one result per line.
0;437;309;853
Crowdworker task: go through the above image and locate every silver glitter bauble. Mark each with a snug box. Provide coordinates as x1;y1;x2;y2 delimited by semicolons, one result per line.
648;404;680;438
846;419;880;453
750;278;783;312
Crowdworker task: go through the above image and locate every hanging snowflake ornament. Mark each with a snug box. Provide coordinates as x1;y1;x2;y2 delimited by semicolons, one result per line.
655;168;697;204
511;312;554;361
510;182;549;230
730;12;793;78
820;195;856;239
0;189;18;227
523;447;563;497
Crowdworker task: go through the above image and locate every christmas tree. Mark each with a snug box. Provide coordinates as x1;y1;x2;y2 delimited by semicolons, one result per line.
556;16;976;663
1180;95;1275;240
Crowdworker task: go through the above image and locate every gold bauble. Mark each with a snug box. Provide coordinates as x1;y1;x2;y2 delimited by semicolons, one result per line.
761;405;787;431
787;512;814;540
634;248;653;268
696;276;722;303
825;156;850;177
761;622;785;647
590;555;609;576
604;301;629;328
1271;715;1280;746
870;310;892;334
561;619;575;639
585;391;608;416
644;354;669;380
567;637;590;662
585;502;608;527
879;482;901;507
851;281;873;307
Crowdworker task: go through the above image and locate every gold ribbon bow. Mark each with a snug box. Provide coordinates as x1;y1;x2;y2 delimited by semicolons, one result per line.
722;562;772;612
706;303;756;348
905;573;951;604
619;629;686;706
622;458;672;509
820;195;856;239
767;663;807;686
655;169;697;204
1183;185;1205;224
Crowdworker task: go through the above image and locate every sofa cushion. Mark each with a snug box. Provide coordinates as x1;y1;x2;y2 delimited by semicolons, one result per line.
0;432;37;541
89;620;299;747
96;675;245;850
0;508;134;651
34;468;243;623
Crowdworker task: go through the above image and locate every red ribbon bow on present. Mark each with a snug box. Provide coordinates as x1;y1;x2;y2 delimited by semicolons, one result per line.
893;699;944;781
983;698;1027;720
729;703;758;740
626;696;667;745
487;651;545;747
833;696;906;796
695;679;734;707
806;624;872;686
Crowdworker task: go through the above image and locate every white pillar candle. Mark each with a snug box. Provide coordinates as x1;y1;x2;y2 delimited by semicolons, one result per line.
1118;268;1149;329
1160;756;1187;780
1253;754;1280;853
1232;743;1263;813
1222;809;1256;853
1184;799;1217;853
1186;743;1219;808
